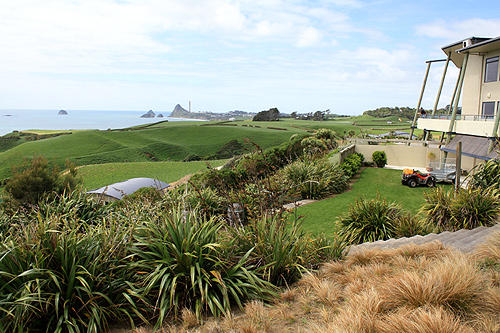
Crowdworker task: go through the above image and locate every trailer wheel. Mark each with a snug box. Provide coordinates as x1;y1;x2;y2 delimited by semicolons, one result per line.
408;179;417;188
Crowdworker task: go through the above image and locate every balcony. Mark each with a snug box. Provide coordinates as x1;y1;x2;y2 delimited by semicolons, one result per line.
417;114;496;137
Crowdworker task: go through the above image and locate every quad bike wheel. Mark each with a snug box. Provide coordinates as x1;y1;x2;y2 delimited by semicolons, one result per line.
408;179;417;188
427;178;435;188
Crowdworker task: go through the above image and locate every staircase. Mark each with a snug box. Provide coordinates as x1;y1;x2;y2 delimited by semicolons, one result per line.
348;224;500;254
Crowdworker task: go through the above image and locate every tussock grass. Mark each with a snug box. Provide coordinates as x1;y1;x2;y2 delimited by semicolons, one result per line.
158;239;500;332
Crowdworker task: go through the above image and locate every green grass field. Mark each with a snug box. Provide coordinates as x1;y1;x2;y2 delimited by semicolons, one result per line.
0;121;308;179
0;116;424;181
293;168;453;238
79;160;226;190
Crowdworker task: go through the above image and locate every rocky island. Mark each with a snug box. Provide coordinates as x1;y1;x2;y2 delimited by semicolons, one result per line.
140;110;156;118
58;110;68;115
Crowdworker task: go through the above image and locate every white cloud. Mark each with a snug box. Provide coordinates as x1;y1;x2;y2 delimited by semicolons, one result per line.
416;18;500;41
296;27;323;47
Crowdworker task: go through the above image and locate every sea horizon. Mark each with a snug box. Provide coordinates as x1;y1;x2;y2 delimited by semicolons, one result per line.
0;109;203;136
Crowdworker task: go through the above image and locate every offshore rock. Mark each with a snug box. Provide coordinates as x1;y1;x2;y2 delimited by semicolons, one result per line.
140;110;156;118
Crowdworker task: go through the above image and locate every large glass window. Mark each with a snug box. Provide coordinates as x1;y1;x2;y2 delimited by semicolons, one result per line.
482;101;496;119
485;56;499;83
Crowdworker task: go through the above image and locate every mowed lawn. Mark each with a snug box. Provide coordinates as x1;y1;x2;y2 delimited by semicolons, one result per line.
294;167;453;238
79;160;226;190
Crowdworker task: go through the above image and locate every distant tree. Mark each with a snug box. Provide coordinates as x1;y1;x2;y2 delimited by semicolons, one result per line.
252;108;280;121
291;111;298;119
312;111;325;121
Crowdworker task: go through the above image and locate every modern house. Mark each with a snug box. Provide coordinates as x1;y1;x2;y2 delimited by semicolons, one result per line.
417;35;500;165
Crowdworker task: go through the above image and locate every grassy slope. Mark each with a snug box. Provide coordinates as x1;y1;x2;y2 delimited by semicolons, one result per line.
0;121;309;179
295;168;454;238
0;117;424;180
79;160;226;190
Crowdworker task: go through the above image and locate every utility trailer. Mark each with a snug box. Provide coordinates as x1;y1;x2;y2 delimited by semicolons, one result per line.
426;159;456;183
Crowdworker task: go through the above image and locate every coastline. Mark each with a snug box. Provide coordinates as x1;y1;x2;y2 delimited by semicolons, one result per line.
0;110;206;136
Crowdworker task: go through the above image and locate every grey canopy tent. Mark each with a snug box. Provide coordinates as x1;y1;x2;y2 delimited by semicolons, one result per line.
87;177;170;202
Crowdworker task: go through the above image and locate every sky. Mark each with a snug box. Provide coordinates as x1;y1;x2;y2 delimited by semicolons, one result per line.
1;0;500;115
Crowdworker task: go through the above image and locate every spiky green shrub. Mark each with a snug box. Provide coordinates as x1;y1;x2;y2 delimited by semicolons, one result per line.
283;157;347;199
128;210;275;327
34;190;110;225
372;150;387;168
449;187;500;230
186;187;225;217
338;195;405;244
421;187;500;231
467;159;500;190
0;217;133;332
229;217;345;286
420;186;454;231
393;211;430;238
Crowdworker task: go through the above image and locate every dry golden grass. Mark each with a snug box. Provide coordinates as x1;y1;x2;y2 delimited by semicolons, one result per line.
127;238;500;332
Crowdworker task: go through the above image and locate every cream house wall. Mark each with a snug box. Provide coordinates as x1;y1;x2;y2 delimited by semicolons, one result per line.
481;50;500;108
355;144;480;172
462;54;482;115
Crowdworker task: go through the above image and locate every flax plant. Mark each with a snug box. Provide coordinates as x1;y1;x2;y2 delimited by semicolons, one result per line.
128;209;275;328
0;213;134;332
337;195;404;244
229;217;345;286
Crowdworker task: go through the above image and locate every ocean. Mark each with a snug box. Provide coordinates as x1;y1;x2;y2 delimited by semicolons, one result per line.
0;109;201;136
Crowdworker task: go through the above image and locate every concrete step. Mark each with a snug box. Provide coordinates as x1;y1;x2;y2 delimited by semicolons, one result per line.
436;228;470;245
348;224;500;255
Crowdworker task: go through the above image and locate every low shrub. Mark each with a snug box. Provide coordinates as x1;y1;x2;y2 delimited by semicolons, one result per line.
420;186;454;231
341;152;364;178
186;186;225;217
393;211;431;238
421;186;500;231
449;187;500;230
2;156;81;211
337;195;405;244
228;217;345;286
283;157;347;199
372;150;387;168
34;190;110;224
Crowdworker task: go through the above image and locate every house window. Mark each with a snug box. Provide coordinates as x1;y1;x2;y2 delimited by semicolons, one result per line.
485;56;499;83
482;101;495;119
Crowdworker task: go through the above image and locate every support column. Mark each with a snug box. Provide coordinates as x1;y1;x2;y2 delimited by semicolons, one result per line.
409;61;432;145
488;102;500;153
439;66;463;145
455;141;462;192
445;52;469;147
432;54;451;116
424;56;450;141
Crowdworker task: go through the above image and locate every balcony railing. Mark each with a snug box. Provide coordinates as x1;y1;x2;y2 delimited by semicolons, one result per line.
423;114;495;121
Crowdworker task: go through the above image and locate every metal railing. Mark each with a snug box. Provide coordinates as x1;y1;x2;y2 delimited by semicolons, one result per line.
423;114;495;121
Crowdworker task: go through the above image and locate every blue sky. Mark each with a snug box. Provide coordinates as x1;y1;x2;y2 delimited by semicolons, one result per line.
1;0;500;115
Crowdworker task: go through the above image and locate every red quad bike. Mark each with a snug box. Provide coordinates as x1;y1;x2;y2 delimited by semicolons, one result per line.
401;169;436;188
